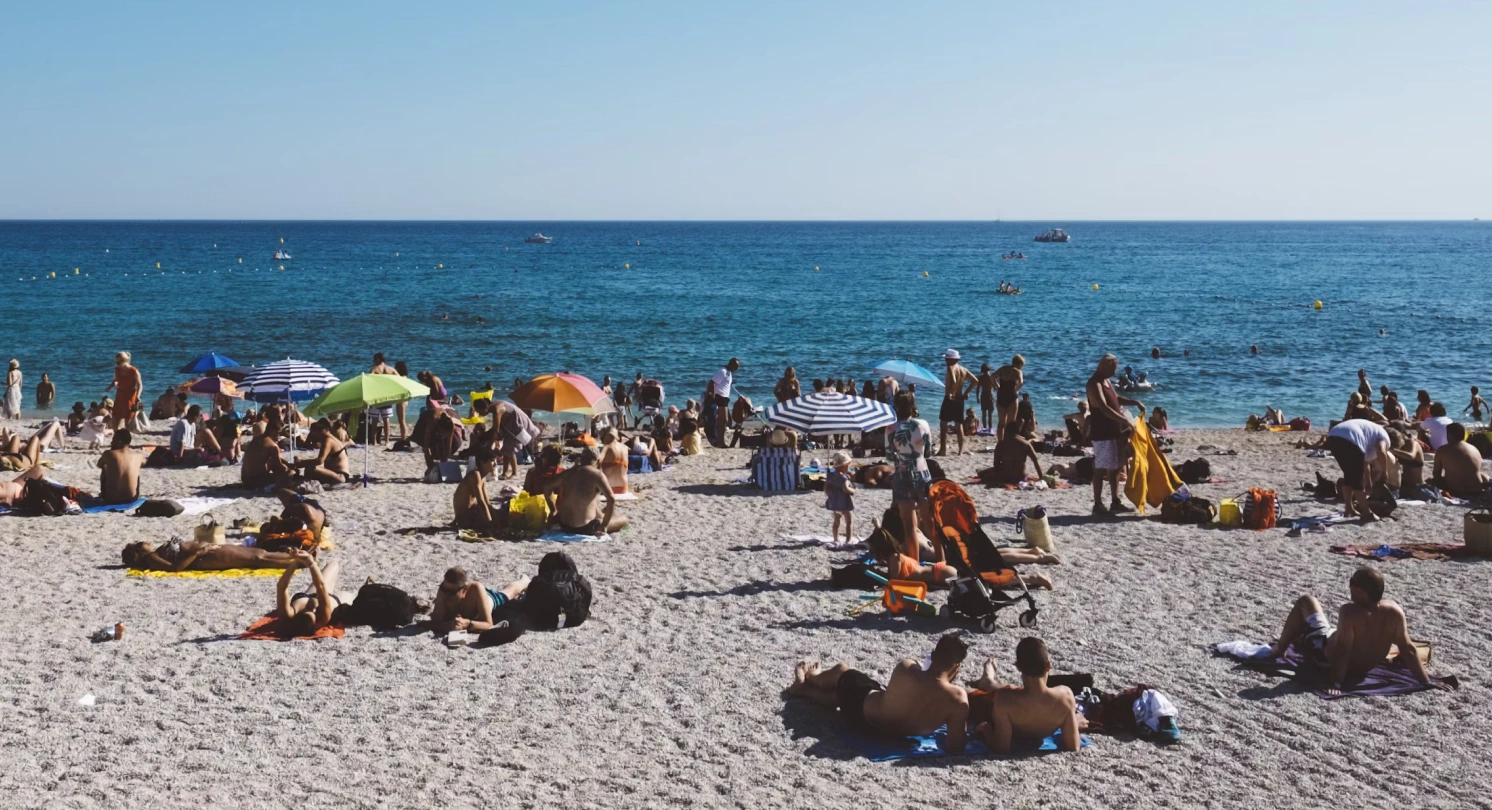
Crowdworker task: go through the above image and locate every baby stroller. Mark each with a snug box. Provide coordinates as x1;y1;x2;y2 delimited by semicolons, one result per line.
926;480;1040;632
636;379;665;426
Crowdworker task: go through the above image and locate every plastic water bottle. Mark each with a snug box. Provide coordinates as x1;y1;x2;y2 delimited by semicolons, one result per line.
90;623;124;642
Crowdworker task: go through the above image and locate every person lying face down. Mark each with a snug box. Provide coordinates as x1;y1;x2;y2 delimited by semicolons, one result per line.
430;566;530;634
969;637;1085;754
785;633;972;753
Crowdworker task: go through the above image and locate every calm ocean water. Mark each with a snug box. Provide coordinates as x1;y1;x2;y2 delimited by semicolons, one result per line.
2;221;1489;427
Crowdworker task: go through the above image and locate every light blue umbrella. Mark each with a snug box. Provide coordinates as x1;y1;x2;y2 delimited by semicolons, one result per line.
870;359;945;390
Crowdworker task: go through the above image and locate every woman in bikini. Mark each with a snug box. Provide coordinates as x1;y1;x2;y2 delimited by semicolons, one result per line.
994;356;1025;440
597;427;630;494
122;539;304;572
273;549;348;637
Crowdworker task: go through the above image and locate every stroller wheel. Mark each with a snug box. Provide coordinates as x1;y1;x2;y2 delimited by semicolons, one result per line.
938;605;951;620
978;615;997;634
1018;609;1039;629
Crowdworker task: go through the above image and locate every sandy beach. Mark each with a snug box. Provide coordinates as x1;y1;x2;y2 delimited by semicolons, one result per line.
0;423;1487;809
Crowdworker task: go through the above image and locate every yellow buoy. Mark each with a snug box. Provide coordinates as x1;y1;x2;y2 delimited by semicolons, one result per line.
624;263;630;270
280;237;285;244
438;263;443;269
49;271;56;278
279;265;285;271
1092;283;1100;290
814;266;820;271
238;258;242;264
156;262;161;268
923;271;929;277
74;268;79;274
1313;300;1323;310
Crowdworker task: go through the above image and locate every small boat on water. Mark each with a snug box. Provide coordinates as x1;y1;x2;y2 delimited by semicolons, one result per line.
273;249;292;260
1001;252;1027;260
525;233;553;244
1033;229;1070;243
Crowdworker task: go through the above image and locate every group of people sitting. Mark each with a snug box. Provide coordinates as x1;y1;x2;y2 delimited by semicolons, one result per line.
453;443;630;537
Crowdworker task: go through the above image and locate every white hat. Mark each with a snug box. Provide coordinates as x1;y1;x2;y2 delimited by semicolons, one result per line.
944;349;960;360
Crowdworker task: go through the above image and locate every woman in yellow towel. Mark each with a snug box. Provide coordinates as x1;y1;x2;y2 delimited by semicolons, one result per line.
122;538;304;572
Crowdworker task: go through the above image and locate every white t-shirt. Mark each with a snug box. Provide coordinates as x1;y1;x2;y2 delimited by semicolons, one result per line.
1422;416;1454;450
711;368;734;400
1328;419;1390;461
170;418;196;456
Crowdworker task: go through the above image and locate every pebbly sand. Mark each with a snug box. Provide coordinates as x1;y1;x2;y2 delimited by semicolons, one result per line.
0;424;1488;809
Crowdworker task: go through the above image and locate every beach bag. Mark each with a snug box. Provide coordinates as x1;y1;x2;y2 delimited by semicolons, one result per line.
1160;492;1215;525
193;515;227;544
1463;509;1492;556
1289;417;1311;432
257;529;317;552
1015;506;1053;552
830;562;884;589
344;582;420;630
508;491;550;531
134;499;184;517
1217;498;1242;527
20;479;72;516
1177;458;1211;485
1242;488;1280;530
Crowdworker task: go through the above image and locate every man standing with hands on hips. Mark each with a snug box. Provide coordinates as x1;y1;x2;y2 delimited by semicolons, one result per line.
939;349;977;456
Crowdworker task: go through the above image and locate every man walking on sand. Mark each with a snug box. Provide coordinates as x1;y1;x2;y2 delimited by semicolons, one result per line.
1085;354;1142;517
938;349;977;456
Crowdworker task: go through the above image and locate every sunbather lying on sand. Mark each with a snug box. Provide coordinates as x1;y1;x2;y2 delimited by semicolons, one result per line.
0;464;47;507
968;637;1085;754
867;525;1057;590
274;550;349;636
0;422;65;471
430;566;530;634
1267;567;1448;697
786;633;971;752
122;539;303;572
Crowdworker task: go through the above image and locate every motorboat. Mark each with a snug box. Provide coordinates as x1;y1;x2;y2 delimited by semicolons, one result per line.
1001;252;1027;260
273;249;292;260
1033;229;1070;243
524;233;553;244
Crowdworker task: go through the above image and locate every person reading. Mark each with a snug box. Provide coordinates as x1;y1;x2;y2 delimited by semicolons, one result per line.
969;637;1085;754
785;634;972;752
430;566;530;634
1267;567;1448;696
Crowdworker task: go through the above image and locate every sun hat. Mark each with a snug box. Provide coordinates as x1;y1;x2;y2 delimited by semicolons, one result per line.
767;426;795;447
830;450;851;466
944;349;960;360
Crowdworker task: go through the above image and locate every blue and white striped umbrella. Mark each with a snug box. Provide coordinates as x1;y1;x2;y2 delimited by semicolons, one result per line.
239;359;340;404
763;391;897;434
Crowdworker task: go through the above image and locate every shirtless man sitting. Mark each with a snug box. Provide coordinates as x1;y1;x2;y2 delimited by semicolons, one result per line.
1432;422;1487;499
987;423;1044;485
453;450;499;531
786;634;972;752
430;566;531;634
97;429;143;504
1267;567;1447;696
241;431;291;489
541;448;628;536
969;637;1084;754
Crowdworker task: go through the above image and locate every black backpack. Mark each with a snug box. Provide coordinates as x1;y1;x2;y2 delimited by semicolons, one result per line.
1160;492;1216;525
343;582;420;630
521;551;593;630
1177;458;1212;485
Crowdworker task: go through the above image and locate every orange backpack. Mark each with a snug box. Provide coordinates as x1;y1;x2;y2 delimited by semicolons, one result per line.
1244;488;1278;530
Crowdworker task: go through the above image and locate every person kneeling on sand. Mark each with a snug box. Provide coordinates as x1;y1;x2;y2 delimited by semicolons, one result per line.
454;449;499;532
122;539;303;572
430;566;531;634
541;448;628;536
968;637;1085;754
867;522;1057;590
786;633;972;752
1267;567;1448;696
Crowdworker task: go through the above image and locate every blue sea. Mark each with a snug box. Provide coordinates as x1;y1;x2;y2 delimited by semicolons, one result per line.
3;221;1489;427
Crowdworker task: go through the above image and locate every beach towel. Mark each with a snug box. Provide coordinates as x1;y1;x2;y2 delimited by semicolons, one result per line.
82;497;148;514
1125;418;1182;514
126;567;286;578
1285;512;1354;536
240;613;344;641
1329;542;1476;561
613;491;640;502
539;530;612;543
780;534;867;548
1212;641;1458;699
838;725;1089;761
628;455;653;474
174;496;241;517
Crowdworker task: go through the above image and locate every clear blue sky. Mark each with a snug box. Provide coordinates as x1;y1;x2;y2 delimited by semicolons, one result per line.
1;1;1487;220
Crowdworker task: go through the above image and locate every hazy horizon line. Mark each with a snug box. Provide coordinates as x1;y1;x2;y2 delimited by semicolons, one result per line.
1;218;1485;224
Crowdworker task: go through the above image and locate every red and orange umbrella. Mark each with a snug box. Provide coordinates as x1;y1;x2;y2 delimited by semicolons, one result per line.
510;373;614;415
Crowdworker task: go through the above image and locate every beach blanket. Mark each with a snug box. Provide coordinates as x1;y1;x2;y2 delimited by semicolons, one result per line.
126;567;285;578
838;725;1089;761
175;496;240;517
1212;641;1458;699
1329;542;1476;561
539;530;612;543
240;613;344;641
83;497;148;514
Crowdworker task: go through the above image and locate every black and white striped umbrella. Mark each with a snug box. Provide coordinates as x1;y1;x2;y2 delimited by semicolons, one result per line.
763;391;897;434
239;358;340;403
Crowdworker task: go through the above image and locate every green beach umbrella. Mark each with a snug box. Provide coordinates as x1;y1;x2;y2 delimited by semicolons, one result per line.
301;374;431;485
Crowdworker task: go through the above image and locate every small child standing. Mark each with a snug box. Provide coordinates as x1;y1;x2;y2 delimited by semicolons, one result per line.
825;450;856;545
1465;386;1487;424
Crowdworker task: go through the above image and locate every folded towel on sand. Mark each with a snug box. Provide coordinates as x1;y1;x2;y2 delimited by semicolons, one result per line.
240;613;344;641
838;726;1089;761
1212;641;1458;699
126;567;285;578
1330;543;1476;561
175;496;241;516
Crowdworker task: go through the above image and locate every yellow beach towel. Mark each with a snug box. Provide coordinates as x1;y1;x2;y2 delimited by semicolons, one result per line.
127;568;285;579
1125;416;1183;514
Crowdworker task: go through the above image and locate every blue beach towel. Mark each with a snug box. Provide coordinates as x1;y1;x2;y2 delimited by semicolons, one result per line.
538;530;612;544
839;726;1090;761
83;497;148;514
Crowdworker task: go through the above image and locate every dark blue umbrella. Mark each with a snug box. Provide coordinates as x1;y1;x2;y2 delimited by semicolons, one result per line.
179;352;241;375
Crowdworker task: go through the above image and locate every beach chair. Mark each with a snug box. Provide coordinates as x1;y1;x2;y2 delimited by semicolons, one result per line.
924;480;1039;632
750;446;800;492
